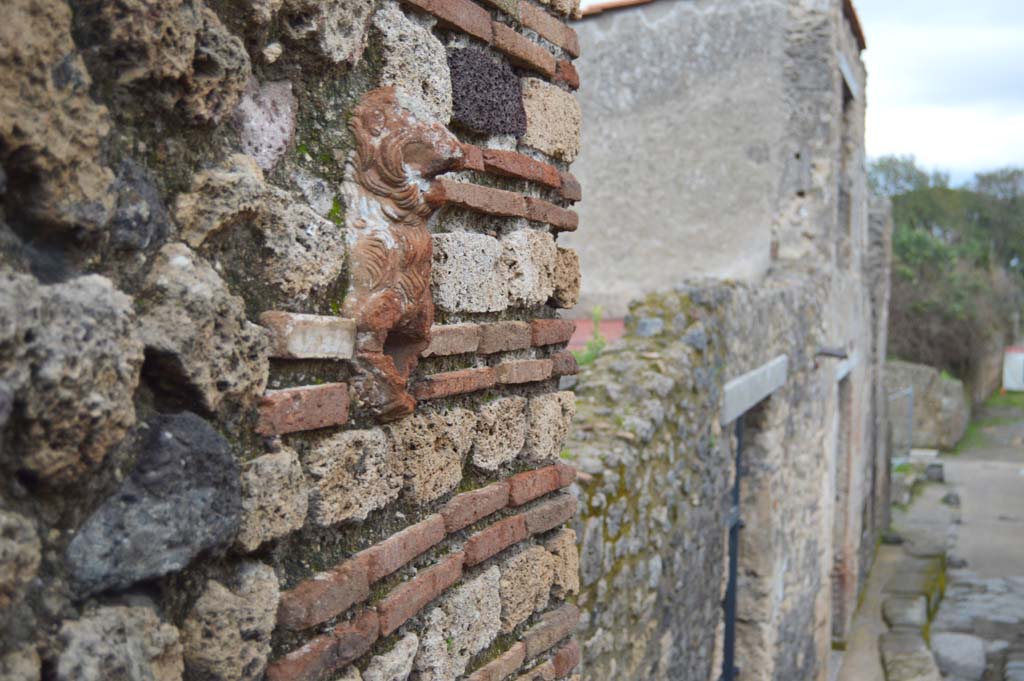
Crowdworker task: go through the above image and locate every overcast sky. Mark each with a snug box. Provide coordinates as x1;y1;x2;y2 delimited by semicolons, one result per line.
855;0;1024;183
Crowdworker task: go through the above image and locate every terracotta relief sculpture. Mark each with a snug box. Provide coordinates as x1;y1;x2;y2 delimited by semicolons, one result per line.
341;87;462;421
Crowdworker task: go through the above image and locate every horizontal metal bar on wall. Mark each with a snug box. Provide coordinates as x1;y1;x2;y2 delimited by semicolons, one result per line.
720;355;789;425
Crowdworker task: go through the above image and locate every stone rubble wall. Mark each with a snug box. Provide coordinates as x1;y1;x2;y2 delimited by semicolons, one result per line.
0;0;586;679
885;360;970;452
565;274;856;681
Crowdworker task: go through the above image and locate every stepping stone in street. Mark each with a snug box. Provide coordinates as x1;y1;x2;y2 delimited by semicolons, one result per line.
883;596;928;630
879;631;941;681
930;632;986;681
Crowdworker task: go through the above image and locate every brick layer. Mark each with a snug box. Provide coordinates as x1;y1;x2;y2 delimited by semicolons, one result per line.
362;514;447;583
256;384;350;436
413;367;497;400
497;359;554;385
531;319;576;346
265;610;379;681
467;642;527;681
523;604;580;659
378;552;465;635
464;515;528;566
492;22;556;77
441;482;511;533
402;0;493;43
277;558;370;631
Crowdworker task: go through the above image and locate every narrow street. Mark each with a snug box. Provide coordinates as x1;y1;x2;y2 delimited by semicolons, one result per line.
837;394;1024;681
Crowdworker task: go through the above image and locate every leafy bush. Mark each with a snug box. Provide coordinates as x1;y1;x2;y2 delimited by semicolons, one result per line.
871;156;1024;387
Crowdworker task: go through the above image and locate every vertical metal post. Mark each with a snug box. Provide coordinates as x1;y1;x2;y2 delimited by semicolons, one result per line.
722;417;744;681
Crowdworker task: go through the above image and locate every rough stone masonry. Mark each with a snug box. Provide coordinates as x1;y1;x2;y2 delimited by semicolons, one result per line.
0;0;584;679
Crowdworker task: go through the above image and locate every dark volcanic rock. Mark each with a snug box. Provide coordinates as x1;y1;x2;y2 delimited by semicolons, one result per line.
110;160;172;253
448;48;526;137
67;412;241;597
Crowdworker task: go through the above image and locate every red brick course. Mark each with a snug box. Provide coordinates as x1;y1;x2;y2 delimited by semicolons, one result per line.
412;367;497;400
519;1;580;56
401;0;493;43
426;177;527;216
441;482;511;533
552;640;581;676
550;350;579;377
361;514;447;583
524;196;579;232
256;384;350;436
558;171;582;202
531;319;576;347
523;493;578;535
496;359;554;385
378;552;465;636
265;609;379;681
492;22;556;77
507;466;563;506
480;148;562;188
555;60;580;90
460;142;487;172
554;462;576;487
277;557;371;631
467;641;527;681
479;321;532;354
423;323;481;357
464;514;528;566
523;603;580;658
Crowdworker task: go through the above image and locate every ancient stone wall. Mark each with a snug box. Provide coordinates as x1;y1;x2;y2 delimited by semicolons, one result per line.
561;1;891;679
567;277;834;681
0;0;585;679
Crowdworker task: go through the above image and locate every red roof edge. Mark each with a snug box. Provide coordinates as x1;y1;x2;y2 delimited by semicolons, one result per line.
580;0;654;18
843;0;867;51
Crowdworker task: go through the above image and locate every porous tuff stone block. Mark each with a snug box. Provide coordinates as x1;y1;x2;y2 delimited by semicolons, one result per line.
522;603;579;658
0;273;143;483
363;633;418;681
374;1;452;123
550;247;581;309
265;610;379;681
415;566;502;680
448;47;526;137
141;244;269;415
479;321;532;354
277;558;370;631
433;232;507;313
525;392;575;462
523;493;577;535
544;528;580;598
388;409;477;504
182;563;278;681
423;323;481;357
520;78;581;162
401;0;492;43
0;510;40;610
279;0;376;66
236;448;309;551
441;483;511;533
503;230;558;307
497;359;554;385
56;606;184;681
304;428;402;526
492;23;556;77
259;311;356;359
378;553;465;636
414;367;497;400
465;515;528;566
473;396;528;471
235;79;296;171
66;413;241;597
498;546;555;632
256;383;350;436
362;514;447;582
532;319;576;347
466;642;526;681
